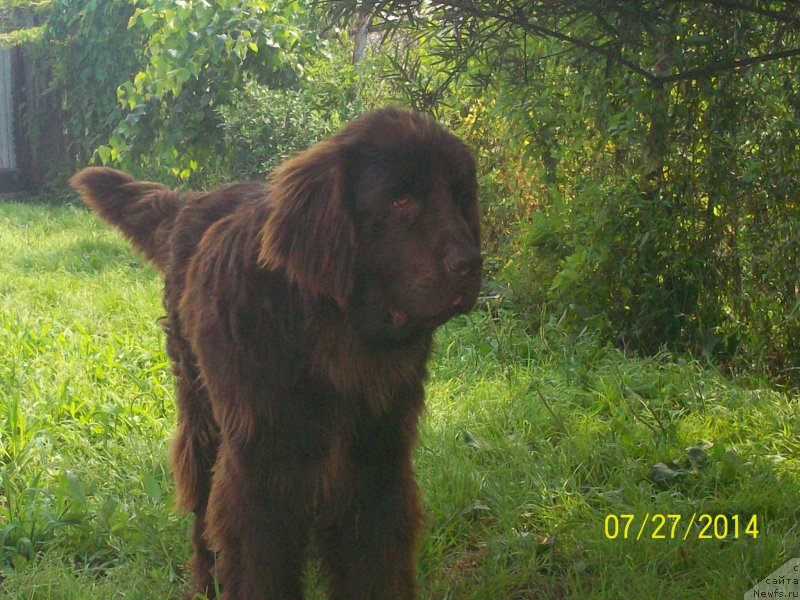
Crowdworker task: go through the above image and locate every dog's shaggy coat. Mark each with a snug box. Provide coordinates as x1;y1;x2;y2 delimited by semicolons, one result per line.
71;107;482;599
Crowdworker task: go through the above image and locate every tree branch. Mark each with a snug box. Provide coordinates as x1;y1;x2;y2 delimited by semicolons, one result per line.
429;0;660;84
329;0;800;87
656;47;800;83
669;0;798;23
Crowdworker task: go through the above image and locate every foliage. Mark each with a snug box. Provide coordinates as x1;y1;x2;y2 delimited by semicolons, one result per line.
13;1;328;184
0;0;49;48
14;0;147;182
216;45;387;180
328;1;800;88
0;26;44;48
329;0;800;380
101;0;316;183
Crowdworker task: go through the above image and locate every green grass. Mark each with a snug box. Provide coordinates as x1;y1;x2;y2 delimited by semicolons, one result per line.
1;200;798;599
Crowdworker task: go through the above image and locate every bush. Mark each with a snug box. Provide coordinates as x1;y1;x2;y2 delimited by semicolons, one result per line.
503;67;800;380
216;50;386;180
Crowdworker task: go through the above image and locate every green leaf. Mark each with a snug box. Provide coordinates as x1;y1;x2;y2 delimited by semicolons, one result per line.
61;470;85;504
141;11;158;30
95;145;112;165
142;473;162;503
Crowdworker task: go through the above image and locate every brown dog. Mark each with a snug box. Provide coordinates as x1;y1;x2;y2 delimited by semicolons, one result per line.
71;107;481;599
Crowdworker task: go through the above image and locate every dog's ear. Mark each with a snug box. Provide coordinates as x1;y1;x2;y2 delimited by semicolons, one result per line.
259;140;355;309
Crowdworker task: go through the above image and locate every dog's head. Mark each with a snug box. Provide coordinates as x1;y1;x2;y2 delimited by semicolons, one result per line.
260;107;482;342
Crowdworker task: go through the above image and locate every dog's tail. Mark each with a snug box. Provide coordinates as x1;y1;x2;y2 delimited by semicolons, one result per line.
70;167;182;272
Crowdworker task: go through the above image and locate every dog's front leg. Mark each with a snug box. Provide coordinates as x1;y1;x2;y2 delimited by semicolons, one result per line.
205;438;313;600
317;408;423;600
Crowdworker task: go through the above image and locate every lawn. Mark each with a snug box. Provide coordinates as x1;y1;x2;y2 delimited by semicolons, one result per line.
1;200;798;599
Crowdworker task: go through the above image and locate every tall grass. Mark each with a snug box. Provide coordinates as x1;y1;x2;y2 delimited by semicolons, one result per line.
1;201;798;599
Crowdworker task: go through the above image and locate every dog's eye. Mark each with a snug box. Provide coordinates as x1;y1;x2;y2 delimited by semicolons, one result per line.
392;197;412;211
392;196;419;217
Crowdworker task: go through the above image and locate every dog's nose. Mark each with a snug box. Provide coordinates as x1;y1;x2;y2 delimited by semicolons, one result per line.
444;246;482;279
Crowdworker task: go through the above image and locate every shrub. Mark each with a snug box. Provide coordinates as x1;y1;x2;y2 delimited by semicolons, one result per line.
216;50;386;180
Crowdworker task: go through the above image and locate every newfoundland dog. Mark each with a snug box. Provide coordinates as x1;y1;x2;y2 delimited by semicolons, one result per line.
71;107;482;599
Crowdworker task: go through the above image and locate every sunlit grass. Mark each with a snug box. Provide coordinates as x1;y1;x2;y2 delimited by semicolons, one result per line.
1;201;798;599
